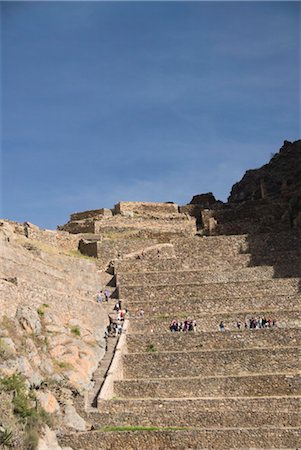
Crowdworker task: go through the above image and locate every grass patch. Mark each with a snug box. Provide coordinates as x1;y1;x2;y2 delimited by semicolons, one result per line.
53;360;73;372
0;374;52;449
146;343;157;353
0;428;13;447
67;250;95;260
37;308;44;317
100;425;191;432
70;325;81;337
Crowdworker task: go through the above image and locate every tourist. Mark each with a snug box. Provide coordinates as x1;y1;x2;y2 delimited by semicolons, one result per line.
219;321;225;331
97;291;103;303
104;290;110;302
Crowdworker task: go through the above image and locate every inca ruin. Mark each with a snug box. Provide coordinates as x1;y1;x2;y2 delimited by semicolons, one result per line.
0;139;301;449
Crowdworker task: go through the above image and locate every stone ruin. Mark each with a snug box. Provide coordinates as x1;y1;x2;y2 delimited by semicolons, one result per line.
1;139;301;449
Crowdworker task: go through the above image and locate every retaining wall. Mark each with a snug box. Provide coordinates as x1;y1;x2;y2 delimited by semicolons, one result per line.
126;328;301;353
123;347;301;379
60;428;301;450
128;310;301;333
114;373;301;399
119;278;301;301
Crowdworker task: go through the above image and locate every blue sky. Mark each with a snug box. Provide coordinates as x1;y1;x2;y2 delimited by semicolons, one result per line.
1;1;300;229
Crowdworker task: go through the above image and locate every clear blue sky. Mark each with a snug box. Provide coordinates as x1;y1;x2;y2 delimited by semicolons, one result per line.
1;1;300;229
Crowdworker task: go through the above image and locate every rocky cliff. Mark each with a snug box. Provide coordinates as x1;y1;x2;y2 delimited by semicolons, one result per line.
229;140;301;225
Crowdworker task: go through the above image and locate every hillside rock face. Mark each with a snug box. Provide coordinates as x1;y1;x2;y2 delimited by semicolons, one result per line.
229;140;301;204
228;140;301;226
183;140;301;235
0;221;111;449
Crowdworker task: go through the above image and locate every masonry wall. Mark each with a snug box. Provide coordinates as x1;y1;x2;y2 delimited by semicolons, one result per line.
114;201;179;215
60;427;301;449
125;294;301;317
119;278;301;301
70;208;112;221
122;347;301;379
91;397;301;428
115;373;301;399
126;328;301;353
129;310;301;334
24;222;80;251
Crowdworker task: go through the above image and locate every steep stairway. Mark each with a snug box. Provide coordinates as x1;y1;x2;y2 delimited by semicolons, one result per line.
60;231;301;449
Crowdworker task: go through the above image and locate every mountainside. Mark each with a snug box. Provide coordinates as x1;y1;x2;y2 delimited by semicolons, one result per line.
229;140;301;225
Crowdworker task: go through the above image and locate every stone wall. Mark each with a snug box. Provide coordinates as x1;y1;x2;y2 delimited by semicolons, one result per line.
116;265;301;287
60;428;301;450
23;222;80;252
126;328;301;353
113;201;179;216
122;347;301;379
126;294;301;317
115;373;301;399
118;278;301;302
91;396;301;428
129;310;301;333
70;208;112;221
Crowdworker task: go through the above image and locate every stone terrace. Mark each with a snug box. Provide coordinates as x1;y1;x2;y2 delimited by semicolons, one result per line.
61;228;301;449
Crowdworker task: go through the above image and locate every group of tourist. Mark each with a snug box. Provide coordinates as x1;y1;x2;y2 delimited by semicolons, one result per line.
169;319;197;332
243;317;276;329
219;317;277;331
96;289;111;303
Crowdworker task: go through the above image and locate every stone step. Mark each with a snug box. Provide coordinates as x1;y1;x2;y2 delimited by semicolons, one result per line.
118;278;301;301
125;294;301;317
60;427;301;449
114;373;301;399
89;397;301;429
117;266;301;287
128;309;301;333
122;347;301;379
115;250;301;274
126;328;301;354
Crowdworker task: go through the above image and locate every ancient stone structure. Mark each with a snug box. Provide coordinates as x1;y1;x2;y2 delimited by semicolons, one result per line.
2;140;301;449
59;204;301;448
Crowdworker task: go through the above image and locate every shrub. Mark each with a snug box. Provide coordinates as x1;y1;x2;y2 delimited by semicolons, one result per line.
0;428;13;447
70;326;80;337
146;343;157;353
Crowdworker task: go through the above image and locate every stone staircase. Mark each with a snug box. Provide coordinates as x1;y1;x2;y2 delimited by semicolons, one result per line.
60;230;301;449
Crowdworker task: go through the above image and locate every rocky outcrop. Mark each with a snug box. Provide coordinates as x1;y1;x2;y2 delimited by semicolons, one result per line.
183;140;301;235
229;140;301;225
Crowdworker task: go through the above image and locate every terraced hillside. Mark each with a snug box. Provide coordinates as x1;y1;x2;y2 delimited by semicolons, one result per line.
61;230;301;449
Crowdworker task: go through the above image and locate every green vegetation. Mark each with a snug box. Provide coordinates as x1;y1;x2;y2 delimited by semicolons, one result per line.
70;325;81;337
67;250;95;260
0;374;52;449
146;343;157;353
53;360;72;371
37;303;50;317
0;428;13;447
